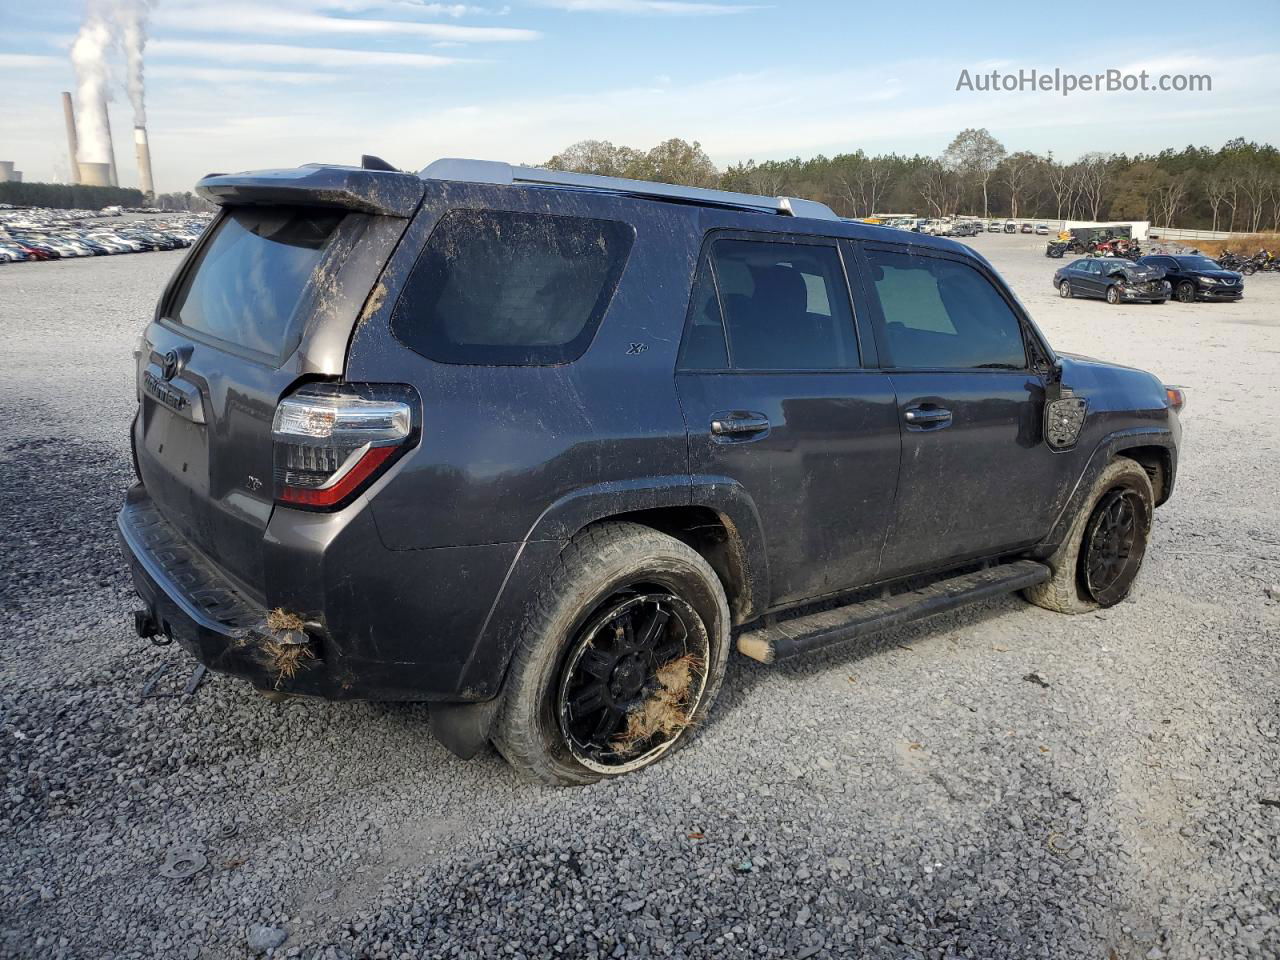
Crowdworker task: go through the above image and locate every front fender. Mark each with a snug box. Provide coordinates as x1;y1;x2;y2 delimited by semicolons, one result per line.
1038;425;1178;556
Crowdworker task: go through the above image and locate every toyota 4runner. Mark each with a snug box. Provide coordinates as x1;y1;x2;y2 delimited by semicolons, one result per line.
119;158;1183;784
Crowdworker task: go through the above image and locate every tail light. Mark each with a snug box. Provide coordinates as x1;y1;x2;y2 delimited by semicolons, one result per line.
272;383;419;510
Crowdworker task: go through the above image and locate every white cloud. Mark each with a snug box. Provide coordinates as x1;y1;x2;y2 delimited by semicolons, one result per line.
149;39;470;68
148;65;339;85
152;3;538;41
542;0;759;13
0;53;62;68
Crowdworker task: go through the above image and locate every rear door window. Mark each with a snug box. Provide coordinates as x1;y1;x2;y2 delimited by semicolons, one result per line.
391;209;634;365
168;207;343;359
863;248;1027;369
709;239;859;370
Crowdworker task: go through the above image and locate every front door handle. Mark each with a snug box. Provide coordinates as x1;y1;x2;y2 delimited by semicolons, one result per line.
710;413;770;438
903;406;952;428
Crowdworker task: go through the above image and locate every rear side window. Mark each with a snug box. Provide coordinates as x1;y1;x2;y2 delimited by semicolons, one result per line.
391;209;634;365
710;239;859;370
677;253;729;369
169;207;342;358
864;249;1027;370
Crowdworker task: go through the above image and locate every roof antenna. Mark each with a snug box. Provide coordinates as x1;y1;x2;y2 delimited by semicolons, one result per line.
361;154;398;172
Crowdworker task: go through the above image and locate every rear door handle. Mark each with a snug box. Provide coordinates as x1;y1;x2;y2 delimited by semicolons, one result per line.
903;406;952;428
710;413;770;438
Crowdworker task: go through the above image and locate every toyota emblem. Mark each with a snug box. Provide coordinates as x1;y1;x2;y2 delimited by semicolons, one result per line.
161;350;180;381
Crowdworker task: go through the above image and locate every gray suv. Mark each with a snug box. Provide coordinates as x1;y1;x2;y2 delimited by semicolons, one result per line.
119;158;1182;784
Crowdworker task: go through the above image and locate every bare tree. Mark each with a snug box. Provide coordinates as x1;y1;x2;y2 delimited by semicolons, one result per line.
1044;156;1073;221
1204;173;1229;231
1001;152;1039;219
836;154;892;218
1078;153;1113;220
1237;163;1270;233
1154;172;1190;228
942;128;1006;219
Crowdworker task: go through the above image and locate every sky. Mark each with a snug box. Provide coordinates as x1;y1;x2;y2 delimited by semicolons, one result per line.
3;0;1279;194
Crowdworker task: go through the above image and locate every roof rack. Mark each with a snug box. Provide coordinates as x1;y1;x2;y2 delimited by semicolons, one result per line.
419;158;840;222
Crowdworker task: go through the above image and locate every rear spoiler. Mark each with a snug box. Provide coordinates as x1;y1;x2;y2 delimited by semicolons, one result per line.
195;164;424;218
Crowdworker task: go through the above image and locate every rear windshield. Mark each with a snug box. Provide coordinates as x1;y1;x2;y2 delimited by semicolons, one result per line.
168;207;342;358
391;208;634;365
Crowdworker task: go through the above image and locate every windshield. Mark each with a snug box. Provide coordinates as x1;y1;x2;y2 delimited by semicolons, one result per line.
1177;256;1223;271
168;207;343;358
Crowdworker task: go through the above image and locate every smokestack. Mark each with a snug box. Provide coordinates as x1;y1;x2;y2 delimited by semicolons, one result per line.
62;92;81;184
103;98;119;187
134;126;155;199
80;162;111;187
0;161;14;183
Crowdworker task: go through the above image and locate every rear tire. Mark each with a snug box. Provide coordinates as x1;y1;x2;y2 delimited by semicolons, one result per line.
492;522;731;785
1059;280;1072;298
1024;458;1154;614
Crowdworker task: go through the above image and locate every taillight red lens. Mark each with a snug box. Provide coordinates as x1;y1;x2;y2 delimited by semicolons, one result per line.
272;384;418;510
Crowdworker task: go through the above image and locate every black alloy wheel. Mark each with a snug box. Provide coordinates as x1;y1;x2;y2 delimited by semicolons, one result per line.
556;591;709;775
1080;487;1149;606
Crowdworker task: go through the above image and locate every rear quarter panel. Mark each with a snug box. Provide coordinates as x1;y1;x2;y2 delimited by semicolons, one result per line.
344;181;703;551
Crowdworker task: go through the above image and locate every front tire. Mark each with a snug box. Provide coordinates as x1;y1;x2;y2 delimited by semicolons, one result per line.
1024;458;1154;614
1175;281;1196;303
492;522;731;785
1106;285;1122;305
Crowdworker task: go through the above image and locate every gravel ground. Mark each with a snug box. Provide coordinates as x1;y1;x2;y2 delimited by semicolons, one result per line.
1;235;1278;960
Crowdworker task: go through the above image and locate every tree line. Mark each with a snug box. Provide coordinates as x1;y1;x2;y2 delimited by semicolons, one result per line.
0;181;217;213
545;132;1280;232
0;181;145;210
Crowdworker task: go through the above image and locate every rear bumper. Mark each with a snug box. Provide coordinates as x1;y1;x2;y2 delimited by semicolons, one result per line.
118;484;527;701
119;485;343;697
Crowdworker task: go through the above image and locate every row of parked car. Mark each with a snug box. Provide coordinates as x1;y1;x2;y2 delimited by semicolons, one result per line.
0;210;210;263
876;217;1053;237
1053;253;1246;305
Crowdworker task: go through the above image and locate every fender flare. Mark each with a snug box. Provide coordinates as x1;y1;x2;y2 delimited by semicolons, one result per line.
1038;426;1177;556
453;474;770;697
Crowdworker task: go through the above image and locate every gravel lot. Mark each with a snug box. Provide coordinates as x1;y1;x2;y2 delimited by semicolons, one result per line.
1;233;1277;960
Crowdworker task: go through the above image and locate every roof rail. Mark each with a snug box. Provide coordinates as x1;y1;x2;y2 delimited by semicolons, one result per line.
419;158;839;221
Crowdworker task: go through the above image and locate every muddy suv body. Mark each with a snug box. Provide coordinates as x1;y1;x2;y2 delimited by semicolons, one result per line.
119;159;1182;783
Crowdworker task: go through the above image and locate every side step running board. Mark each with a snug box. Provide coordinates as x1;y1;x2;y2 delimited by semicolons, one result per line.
737;560;1051;664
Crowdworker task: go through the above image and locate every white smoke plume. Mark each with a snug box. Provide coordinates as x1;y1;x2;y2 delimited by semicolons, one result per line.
70;0;156;165
117;0;154;127
71;1;114;165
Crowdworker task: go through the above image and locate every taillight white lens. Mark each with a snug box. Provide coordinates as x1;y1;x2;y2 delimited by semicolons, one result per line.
272;384;416;509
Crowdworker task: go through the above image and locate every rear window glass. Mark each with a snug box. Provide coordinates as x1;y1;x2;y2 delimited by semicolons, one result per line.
391;209;634;365
168;207;342;358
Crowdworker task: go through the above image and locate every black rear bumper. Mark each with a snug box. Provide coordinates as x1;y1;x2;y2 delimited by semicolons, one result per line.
119;486;373;699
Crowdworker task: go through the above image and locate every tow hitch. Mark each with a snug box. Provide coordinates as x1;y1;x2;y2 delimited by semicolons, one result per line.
133;608;171;645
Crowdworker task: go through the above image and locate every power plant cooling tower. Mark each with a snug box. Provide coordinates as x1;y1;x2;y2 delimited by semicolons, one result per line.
134;126;155;198
80;161;112;187
62;92;81;184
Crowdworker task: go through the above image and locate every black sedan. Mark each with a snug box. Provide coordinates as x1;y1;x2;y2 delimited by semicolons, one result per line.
1137;254;1243;303
1053;258;1171;305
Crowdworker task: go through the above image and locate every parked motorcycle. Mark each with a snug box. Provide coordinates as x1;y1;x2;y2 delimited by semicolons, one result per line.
1045;241;1068;258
